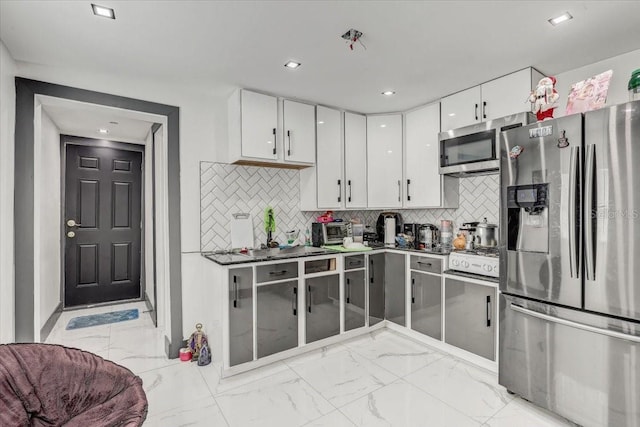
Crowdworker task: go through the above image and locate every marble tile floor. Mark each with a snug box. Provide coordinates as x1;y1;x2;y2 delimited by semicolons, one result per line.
46;303;577;427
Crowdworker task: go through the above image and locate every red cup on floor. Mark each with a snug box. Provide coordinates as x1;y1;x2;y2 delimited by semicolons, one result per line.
179;348;192;362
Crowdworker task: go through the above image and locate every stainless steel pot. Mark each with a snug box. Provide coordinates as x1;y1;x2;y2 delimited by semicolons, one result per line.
474;217;498;247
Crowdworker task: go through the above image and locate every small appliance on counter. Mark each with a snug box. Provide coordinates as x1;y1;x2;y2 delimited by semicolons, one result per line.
417;224;439;250
402;223;419;248
474;218;498;248
311;222;350;247
376;212;403;245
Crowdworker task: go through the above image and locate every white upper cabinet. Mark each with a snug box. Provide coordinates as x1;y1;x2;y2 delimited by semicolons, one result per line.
440;86;482;131
283;100;316;164
228;89;316;167
404;103;443;208
236;90;278;161
316;106;343;209
440;67;543;131
367;114;403;208
344;112;367;209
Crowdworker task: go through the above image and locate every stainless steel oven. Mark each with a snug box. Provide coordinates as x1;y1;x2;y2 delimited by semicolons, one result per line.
439;112;534;176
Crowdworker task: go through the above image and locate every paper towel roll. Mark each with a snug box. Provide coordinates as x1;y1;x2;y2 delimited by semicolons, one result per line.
384;217;396;247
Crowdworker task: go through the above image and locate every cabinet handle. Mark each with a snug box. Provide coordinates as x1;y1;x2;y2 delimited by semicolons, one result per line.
369;259;374;283
397;180;401;202
406;179;411;202
269;270;288;276
348;180;352;203
475;103;478;121
348;261;360;267
346;278;351;303
272;128;277;155
417;261;432;267
233;275;238;308
486;295;491;327
337;179;342;203
411;277;415;304
307;285;312;313
483;101;487;119
287;130;292;156
292;287;297;316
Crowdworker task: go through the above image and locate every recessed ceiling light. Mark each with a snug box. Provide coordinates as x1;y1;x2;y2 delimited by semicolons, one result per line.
382;91;396;96
448;113;456;117
284;61;301;69
98;128;109;134
380;124;387;128
91;4;115;19
548;12;572;26
317;121;325;125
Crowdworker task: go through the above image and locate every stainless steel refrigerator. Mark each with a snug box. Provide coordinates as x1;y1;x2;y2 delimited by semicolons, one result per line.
499;100;640;427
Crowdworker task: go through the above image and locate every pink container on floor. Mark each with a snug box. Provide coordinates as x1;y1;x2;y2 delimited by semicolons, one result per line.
179;348;192;362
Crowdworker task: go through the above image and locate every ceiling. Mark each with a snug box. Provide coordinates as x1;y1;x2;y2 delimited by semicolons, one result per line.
2;1;640;116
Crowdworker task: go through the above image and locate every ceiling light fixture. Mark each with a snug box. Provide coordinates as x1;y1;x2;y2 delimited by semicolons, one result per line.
382;91;396;96
317;121;325;124
380;124;387;128
98;128;109;134
284;61;301;69
548;12;572;26
91;4;115;19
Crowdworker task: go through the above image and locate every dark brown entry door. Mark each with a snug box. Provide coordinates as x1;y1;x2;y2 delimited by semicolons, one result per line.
64;143;143;306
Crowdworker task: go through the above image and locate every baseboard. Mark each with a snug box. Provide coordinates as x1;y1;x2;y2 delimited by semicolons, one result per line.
40;302;63;342
165;335;185;360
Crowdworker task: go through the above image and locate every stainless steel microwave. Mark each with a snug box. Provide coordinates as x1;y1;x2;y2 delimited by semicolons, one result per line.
438;112;535;176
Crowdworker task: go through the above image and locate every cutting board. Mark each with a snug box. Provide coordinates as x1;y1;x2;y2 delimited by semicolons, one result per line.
231;213;254;249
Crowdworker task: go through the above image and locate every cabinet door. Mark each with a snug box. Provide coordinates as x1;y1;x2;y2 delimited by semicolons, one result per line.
283;100;315;163
481;68;532;122
344;112;367;208
444;277;496;360
241;90;278;160
411;271;441;340
228;268;254;366
306;274;340;343
368;253;385;326
367;114;403;208
257;281;298;358
344;269;366;331
316;106;343;208
385;252;406;326
404;103;442;207
440;86;482;131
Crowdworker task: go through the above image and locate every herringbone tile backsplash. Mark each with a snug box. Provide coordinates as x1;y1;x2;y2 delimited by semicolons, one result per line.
200;162;499;251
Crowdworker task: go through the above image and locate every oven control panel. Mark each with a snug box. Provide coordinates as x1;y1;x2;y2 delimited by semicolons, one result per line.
449;251;499;278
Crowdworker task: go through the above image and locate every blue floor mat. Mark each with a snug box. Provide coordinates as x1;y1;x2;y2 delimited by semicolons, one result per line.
66;308;139;330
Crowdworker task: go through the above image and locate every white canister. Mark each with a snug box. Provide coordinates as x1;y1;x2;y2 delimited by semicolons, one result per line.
384;217;396;247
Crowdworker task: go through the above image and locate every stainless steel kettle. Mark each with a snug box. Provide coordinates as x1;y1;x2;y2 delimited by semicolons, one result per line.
418;224;439;249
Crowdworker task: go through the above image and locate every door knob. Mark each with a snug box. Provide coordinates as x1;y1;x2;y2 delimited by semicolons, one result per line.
66;219;81;227
67;231;76;238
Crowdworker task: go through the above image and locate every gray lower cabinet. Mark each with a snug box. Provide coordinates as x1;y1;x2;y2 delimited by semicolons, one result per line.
385;252;406;326
228;268;254;366
444;277;496;360
306;274;340;343
257;280;298;358
411;271;441;340
368;253;385;326
344;269;366;331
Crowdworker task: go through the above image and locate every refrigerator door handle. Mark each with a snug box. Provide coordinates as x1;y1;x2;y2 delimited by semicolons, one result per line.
510;303;640;343
568;146;580;278
584;144;596;281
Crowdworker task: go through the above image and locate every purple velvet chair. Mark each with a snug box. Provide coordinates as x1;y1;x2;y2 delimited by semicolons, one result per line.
0;343;148;426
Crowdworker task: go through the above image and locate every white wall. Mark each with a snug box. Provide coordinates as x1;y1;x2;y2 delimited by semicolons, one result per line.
554;48;640;117
33;108;62;333
0;40;17;343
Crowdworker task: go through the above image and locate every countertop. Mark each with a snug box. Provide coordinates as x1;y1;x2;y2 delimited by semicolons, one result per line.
203;244;451;265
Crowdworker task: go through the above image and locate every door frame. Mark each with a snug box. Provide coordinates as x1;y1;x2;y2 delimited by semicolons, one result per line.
14;78;183;358
60;136;146;309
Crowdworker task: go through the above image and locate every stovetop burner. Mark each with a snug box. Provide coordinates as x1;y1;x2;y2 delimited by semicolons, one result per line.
452;247;499;257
